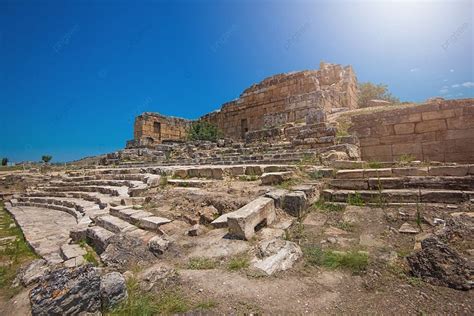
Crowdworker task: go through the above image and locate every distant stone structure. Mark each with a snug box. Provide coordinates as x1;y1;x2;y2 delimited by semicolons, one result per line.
351;98;474;163
126;113;191;148
128;62;358;147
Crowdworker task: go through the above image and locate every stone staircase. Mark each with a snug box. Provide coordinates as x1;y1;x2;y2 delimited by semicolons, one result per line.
322;164;474;205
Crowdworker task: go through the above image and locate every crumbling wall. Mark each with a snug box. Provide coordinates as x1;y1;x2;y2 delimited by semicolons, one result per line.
350;99;474;163
130;113;190;147
201;62;358;140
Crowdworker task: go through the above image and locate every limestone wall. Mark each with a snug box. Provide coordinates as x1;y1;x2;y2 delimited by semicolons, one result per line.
131;113;190;147
350;99;474;163
201;62;358;140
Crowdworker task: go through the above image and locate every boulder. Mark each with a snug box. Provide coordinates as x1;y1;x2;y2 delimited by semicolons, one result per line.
19;259;49;286
282;191;307;217
100;272;128;310
407;236;473;290
252;239;303;275
147;235;171;255
30;265;101;315
100;234;157;272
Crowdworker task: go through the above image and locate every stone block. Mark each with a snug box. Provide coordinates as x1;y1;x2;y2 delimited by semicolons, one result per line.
420;190;469;203
86;226;115;254
394;123;415;135
138;216;171;232
429;165;469;176
245;165;263;176
60;244;87;261
422;109;455;121
336;169;364;179
363;168;392;178
391;143;422;156
392;167;428;176
415;119;447;133
282;191;308;217
260;172;293;185
330;179;369;190
265;189;289;209
361;144;392;159
227;197;276;240
129;211;154;224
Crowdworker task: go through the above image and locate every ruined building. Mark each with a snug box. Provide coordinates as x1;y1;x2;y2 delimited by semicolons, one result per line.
127;62;358;147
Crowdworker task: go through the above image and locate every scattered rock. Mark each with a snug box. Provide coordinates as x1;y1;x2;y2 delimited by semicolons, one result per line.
282;191;307;217
198;205;219;224
19;259;49;286
30;265;101;315
148;235;171;255
187;224;206;236
100;272;128;310
260;172;293;185
252;238;303;275
60;243;87;261
398;222;419;234
407;236;473;290
138;263;180;291
64;256;85;268
100;234;157;272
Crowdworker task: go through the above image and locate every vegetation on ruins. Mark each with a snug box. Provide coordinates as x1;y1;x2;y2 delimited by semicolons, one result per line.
0;203;38;298
41;155;52;164
303;246;369;274
347;192;365;206
186;257;218;269
1;158;8;166
357;82;399;107
187;121;221;142
227;255;250;271
312;199;345;213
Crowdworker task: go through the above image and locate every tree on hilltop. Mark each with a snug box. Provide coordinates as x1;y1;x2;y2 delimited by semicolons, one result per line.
358;82;399;107
41;155;52;164
1;158;8;166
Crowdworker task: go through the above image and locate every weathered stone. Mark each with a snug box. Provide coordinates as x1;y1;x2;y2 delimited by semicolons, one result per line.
187;224;205;236
63;256;85;268
20;259;49;286
282;191;307;217
398;222;419;234
100;234;157;272
86;226;115;254
147;235;171;255
227;197;276;240
252;238;302;275
198;205;219;224
138;216;171;232
407;237;473;290
100;272;128;309
138;263;180;292
264;188;289;208
30;265;101;315
60;243;87;260
260;172;292;185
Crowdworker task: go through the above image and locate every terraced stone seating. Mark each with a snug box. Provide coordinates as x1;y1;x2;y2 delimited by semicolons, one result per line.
322;164;474;205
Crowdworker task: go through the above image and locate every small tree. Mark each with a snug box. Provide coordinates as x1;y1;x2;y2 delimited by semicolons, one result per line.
187;121;221;142
358;82;399;107
41;155;52;164
1;158;8;166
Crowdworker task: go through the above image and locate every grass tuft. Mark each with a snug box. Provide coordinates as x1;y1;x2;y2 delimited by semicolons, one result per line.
312;199;345;213
347;192;365;206
187;257;218;270
227;256;250;271
304;246;369;274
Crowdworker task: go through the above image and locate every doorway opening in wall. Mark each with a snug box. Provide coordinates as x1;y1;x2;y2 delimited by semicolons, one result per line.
241;119;248;139
153;122;162;141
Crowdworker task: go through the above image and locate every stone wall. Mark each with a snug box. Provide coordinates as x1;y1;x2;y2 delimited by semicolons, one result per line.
128;113;190;148
350;99;474;163
201;62;358;140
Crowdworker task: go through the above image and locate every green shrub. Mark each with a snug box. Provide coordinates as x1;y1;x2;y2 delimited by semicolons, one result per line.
367;161;382;169
1;158;8;166
187;121;221;142
312;199;345;213
41;155;52;164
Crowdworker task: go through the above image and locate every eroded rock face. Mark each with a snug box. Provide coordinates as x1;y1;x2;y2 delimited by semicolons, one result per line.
100;234;157;272
100;272;128;310
252;238;303;275
19;259;49;287
30;265;101;315
407;236;473;291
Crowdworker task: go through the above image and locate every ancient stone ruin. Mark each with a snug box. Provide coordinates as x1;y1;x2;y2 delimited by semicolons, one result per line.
1;62;473;314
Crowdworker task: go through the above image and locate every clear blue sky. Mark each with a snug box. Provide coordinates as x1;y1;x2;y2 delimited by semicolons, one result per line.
1;0;473;162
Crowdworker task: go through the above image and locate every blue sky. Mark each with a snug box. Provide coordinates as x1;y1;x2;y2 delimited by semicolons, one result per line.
1;0;473;162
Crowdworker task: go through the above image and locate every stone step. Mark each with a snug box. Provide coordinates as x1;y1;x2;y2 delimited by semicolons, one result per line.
109;206;170;233
16;196;100;213
50;179;136;188
23;192;107;208
42;186;123;197
11;201;82;219
86;226;115;254
329;176;474;190
322;189;474;204
335;165;473;179
94;215;138;234
167;179;215;187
